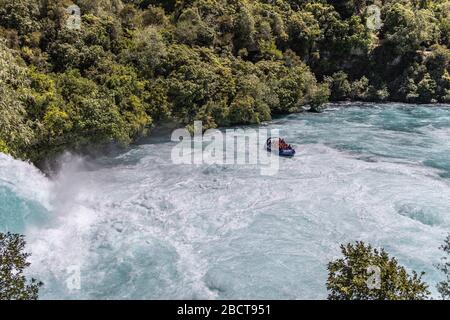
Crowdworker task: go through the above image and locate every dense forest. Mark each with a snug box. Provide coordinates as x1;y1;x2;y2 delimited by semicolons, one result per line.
0;0;449;162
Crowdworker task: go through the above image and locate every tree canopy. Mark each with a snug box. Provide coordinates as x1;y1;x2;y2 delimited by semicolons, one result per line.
437;234;450;299
327;242;430;300
0;232;42;300
0;0;448;162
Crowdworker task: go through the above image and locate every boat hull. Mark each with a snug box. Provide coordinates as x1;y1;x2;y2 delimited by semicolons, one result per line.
266;147;296;157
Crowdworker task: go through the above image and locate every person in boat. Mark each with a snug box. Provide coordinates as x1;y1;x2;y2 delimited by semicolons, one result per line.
279;139;290;150
267;138;292;151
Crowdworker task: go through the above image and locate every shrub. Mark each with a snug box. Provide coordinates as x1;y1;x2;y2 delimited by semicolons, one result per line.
437;234;450;300
327;242;430;300
0;232;43;300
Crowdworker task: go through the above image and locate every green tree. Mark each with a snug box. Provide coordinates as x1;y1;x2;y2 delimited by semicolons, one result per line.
54;69;133;146
0;0;40;37
417;72;437;102
175;7;215;46
350;76;370;100
0;232;42;300
234;5;256;53
327;0;368;19
0;139;9;154
309;82;331;112
426;45;450;102
229;73;271;124
94;61;152;137
433;1;450;45
287;11;321;59
256;59;327;114
327;242;430;300
304;2;370;76
325;71;352;101
437;234;450;300
382;4;440;55
0;40;35;158
142;5;168;26
165;46;235;127
120;26;167;78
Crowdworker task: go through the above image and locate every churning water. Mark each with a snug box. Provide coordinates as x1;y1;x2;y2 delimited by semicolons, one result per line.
1;103;449;299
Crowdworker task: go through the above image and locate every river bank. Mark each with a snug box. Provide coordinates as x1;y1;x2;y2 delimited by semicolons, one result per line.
30;101;450;175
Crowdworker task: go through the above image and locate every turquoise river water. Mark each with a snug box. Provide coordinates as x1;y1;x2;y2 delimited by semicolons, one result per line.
0;103;449;299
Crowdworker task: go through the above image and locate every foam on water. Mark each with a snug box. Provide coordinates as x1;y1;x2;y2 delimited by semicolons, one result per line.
1;103;450;299
0;154;52;233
